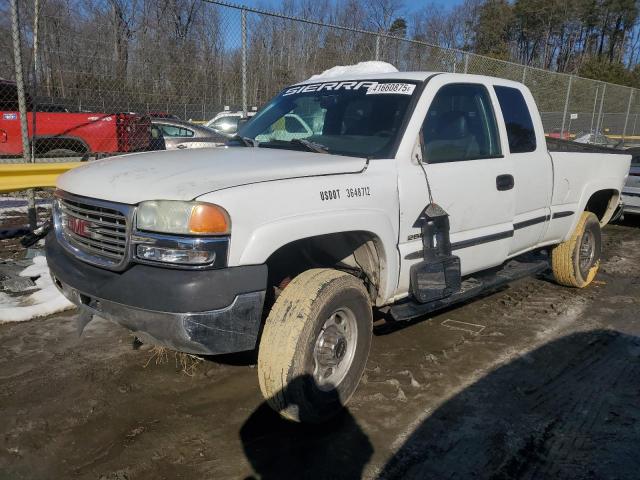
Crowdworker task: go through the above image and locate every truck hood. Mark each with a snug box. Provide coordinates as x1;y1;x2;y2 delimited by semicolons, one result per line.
57;147;367;204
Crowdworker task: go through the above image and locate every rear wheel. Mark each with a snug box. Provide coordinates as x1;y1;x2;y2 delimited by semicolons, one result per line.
257;268;373;423
551;211;601;288
43;148;78;157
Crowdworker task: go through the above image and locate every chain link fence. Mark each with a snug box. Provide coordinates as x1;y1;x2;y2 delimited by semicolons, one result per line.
1;0;639;234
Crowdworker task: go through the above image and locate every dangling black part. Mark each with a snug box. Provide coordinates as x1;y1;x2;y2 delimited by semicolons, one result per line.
76;309;95;336
409;203;461;304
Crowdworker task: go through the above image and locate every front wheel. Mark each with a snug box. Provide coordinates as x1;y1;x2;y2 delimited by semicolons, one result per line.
257;268;373;423
551;211;601;288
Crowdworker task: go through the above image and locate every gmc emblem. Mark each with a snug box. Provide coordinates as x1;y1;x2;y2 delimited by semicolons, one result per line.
66;217;90;237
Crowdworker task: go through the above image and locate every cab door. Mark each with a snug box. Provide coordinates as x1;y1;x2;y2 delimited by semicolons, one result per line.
492;84;553;256
396;77;515;296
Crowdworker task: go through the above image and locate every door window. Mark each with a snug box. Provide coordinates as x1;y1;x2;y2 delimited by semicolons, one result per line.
158;124;194;138
422;83;501;163
494;86;536;153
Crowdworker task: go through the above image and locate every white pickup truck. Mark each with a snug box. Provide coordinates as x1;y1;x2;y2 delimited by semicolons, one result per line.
46;72;631;423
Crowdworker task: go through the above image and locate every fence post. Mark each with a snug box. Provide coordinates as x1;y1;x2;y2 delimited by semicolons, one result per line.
590;85;599;134
521;65;527;84
241;8;248;118
375;35;380;61
31;0;40;167
11;0;37;229
596;83;606;133
560;76;572;137
622;88;633;144
463;52;469;74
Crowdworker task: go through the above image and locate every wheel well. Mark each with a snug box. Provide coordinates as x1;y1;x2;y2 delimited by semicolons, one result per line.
34;137;89;155
584;189;619;224
264;231;384;306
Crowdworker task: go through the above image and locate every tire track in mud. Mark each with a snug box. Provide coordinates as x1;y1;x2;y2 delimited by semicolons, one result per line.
378;329;640;480
377;226;640;480
495;331;640;480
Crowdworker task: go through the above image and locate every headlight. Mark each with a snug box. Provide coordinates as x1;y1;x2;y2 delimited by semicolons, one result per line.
136;200;230;235
136;244;215;265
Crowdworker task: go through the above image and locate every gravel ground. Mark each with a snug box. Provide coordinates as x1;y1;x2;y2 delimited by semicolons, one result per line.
0;220;639;480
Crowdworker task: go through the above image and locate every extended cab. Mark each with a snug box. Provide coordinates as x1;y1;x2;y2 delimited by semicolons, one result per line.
0;80;152;158
45;72;631;422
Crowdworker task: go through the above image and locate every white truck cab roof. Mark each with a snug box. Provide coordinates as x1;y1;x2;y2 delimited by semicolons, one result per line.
293;71;437;86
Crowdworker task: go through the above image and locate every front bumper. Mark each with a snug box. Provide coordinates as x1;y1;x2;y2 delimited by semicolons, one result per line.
46;232;267;355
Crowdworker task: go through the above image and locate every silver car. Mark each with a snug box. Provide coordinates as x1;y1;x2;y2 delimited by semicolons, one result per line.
151;118;227;150
573;131;620;148
622;149;640;215
204;109;257;137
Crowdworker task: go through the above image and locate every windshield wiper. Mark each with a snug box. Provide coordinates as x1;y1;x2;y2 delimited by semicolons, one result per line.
228;134;258;147
290;138;329;154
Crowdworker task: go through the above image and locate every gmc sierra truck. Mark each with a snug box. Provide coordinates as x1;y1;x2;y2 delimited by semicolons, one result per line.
45;72;631;423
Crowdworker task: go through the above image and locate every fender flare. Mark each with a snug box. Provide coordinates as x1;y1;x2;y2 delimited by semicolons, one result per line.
33;135;90;154
563;179;621;241
237;210;398;306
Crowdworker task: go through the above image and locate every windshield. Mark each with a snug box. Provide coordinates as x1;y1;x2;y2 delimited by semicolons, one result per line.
237;80;419;158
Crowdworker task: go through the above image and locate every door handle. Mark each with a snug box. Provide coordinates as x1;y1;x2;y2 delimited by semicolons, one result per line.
496;174;514;191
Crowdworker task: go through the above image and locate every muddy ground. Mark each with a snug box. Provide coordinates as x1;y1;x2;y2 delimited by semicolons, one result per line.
1;220;639;480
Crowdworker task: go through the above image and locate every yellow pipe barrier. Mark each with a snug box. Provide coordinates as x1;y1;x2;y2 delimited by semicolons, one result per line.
0;162;83;193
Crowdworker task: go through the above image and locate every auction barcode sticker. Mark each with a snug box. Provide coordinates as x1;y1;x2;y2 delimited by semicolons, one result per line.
366;83;416;95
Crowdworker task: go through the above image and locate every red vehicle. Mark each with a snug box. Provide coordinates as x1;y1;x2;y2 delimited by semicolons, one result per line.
0;80;151;157
547;129;571;140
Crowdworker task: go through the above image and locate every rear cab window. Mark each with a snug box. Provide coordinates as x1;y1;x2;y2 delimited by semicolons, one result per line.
421;83;502;163
494;86;537;153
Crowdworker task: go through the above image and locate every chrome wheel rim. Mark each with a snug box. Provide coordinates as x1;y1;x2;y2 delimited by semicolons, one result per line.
313;307;358;391
579;229;596;273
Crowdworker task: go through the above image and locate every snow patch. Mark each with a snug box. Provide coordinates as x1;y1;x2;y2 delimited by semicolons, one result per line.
307;61;398;81
0;256;75;323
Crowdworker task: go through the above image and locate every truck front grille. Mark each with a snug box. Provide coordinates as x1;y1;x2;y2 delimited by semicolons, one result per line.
58;196;129;264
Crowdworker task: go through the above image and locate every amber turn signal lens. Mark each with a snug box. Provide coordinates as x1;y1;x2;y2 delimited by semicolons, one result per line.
188;204;230;234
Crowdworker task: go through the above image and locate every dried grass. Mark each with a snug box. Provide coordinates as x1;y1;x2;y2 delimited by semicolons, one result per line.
143;345;204;376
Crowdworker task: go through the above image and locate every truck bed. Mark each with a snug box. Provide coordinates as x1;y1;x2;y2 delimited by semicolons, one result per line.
546;136;622;154
546;144;631;242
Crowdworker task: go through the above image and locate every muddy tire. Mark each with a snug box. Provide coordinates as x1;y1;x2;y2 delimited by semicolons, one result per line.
257;268;373;423
552;211;601;288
